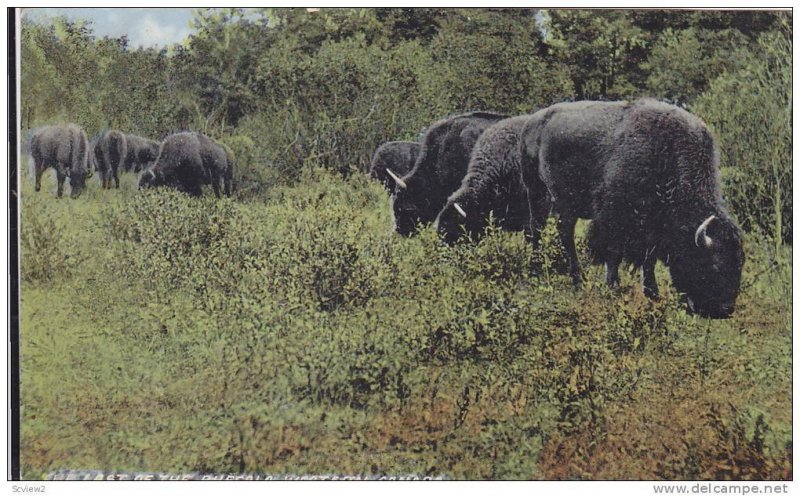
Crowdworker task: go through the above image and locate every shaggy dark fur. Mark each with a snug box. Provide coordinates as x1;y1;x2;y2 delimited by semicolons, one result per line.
139;132;233;198
368;141;420;194
123;134;161;173
30;124;90;198
391;111;508;236
519;99;744;318
92;129;128;189
435;115;547;244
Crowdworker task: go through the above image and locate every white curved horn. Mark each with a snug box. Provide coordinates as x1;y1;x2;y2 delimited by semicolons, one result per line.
386;169;407;189
453;202;467;218
694;215;716;248
148;169;156;180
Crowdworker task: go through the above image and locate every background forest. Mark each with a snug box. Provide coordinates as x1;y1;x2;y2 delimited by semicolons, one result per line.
19;9;792;480
22;8;791;243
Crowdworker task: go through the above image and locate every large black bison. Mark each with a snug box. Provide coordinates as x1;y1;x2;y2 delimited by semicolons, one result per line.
434;115;547;244
368;141;420;194
123;134;161;173
139;132;234;197
390;111;507;236
520;99;744;318
30;124;91;198
92;129;128;189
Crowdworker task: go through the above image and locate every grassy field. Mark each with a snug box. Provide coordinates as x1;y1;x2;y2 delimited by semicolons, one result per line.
18;165;791;480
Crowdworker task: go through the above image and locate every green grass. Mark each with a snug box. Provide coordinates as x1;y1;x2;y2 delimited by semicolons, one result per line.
19;165;792;480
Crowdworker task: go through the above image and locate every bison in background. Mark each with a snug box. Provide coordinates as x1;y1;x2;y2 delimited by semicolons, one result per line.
139;132;234;198
368;141;420;194
124;134;161;173
92;129;128;189
390;111;508;236
519;99;744;318
435;115;547;244
30;124;91;198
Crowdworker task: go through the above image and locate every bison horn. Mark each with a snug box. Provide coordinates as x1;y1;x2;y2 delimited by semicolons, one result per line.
453;203;467;218
694;215;716;248
386;169;406;190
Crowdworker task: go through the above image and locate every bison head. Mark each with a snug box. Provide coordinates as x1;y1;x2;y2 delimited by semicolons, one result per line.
138;168;162;190
373;167;402;195
435;196;482;245
390;170;435;237
68;172;88;198
668;214;744;318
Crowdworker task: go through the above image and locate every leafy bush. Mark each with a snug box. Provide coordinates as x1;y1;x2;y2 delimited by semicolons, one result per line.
104;189;265;300
20;193;89;284
19;167;791;479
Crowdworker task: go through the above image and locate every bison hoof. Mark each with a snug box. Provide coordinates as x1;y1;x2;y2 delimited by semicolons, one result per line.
644;287;660;300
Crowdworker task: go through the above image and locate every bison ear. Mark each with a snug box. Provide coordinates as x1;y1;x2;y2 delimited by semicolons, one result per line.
694;215;716;248
386;169;407;190
453;202;467;218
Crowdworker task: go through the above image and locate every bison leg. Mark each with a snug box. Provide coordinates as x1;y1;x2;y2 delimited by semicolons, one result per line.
56;170;66;198
642;256;659;300
34;164;45;192
525;183;551;277
526;193;549;277
211;176;222;198
556;214;582;287
114;169;120;189
605;255;621;288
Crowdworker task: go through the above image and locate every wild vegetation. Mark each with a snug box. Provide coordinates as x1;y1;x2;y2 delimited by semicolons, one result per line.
19;8;791;479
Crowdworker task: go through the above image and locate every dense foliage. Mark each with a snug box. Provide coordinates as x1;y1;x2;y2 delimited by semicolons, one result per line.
20;171;791;479
18;8;792;479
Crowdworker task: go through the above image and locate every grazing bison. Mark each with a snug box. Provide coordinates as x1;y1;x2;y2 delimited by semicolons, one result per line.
139;132;234;198
123;134;161;173
368;141;420;194
435;115;548;244
390;111;507;236
30;124;91;198
519;99;744;318
92;129;128;189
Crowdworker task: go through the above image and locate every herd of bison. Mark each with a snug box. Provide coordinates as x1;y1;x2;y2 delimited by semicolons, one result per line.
27;99;745;319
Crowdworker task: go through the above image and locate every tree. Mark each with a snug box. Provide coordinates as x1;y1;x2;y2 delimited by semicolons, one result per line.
178;9;273;133
692;19;792;246
419;9;570;114
643;27;748;105
544;10;648;100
